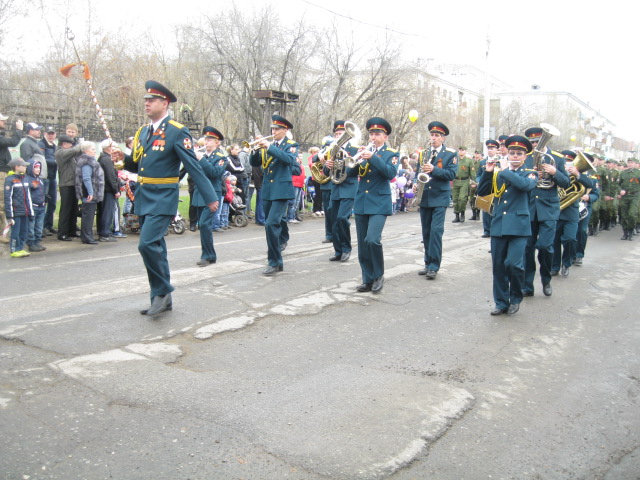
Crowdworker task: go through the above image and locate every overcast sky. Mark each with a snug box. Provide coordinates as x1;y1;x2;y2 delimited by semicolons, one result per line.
5;0;638;141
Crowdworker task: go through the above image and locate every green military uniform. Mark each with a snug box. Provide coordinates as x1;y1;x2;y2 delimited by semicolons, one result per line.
468;156;481;219
451;154;475;222
607;163;619;227
618;161;640;240
590;162;609;233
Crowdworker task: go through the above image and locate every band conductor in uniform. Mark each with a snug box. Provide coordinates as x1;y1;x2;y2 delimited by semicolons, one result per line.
249;115;300;276
125;81;218;316
347;117;398;294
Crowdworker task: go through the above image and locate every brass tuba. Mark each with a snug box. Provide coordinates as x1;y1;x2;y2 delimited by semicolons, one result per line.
330;121;360;184
531;123;560;189
559;150;596;210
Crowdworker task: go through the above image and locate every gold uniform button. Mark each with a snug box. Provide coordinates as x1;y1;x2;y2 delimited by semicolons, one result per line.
143;154;147;157
535;195;539;198
503;200;507;203
367;179;370;183
270;179;274;183
503;212;507;215
140;168;144;172
365;190;369;193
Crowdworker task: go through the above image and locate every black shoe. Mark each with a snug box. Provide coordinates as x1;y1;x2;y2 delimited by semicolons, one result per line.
460;212;465;223
507;303;520;315
522;291;534;297
280;241;288;251
197;259;216;267
262;265;283;276
82;240;99;245
452;213;460;223
49;227;58;234
550;270;559;276
141;294;173;316
329;254;341;261
371;276;384;293
543;284;552;297
418;268;428;276
58;235;73;241
68;233;81;238
561;266;569;277
425;270;437;279
481;233;490;238
99;236;116;242
43;228;53;237
574;257;583;266
340;252;351;262
356;283;372;292
189;226;197;232
490;308;507;316
321;238;332;243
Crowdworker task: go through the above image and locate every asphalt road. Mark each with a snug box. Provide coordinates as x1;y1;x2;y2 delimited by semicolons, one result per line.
1;210;639;480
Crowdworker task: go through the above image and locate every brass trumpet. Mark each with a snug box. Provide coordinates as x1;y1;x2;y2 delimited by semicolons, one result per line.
242;134;276;151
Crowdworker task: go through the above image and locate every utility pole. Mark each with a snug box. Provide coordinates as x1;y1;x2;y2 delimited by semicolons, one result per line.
483;32;491;155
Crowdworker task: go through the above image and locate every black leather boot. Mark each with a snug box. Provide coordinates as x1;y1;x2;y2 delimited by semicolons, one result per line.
460;211;465;223
452;213;460;223
621;229;629;240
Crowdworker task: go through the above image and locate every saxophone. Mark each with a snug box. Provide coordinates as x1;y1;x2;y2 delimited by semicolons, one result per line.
414;149;437;203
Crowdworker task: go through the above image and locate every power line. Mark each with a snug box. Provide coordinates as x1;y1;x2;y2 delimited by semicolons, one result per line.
297;0;430;41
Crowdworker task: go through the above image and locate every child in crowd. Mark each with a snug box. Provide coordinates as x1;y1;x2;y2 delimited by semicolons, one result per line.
391;178;399;214
25;154;47;252
3;158;33;257
220;174;233;230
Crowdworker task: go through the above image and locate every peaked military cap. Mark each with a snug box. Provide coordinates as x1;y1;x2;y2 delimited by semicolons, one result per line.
144;80;177;103
524;127;543;142
498;135;509;144
561;150;577;160
505;135;533;153
366;117;392;135
271;115;293;130
203;126;224;141
485;139;499;148
428;121;449;136
333;120;346;132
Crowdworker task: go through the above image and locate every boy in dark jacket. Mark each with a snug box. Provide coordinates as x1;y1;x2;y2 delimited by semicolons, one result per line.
3;158;33;257
25;155;47;252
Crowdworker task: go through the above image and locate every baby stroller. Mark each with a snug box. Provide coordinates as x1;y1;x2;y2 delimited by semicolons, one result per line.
121;181;140;233
229;197;249;227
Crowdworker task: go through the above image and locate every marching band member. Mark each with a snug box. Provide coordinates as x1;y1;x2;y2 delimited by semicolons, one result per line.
574;152;599;264
347;117;398;294
124;81;218;316
477;139;501;238
193;126;227;266
522;126;570;298
415;121;458;279
497;134;509;170
249;115;300;276
477;135;537;316
550;150;593;277
324;120;359;262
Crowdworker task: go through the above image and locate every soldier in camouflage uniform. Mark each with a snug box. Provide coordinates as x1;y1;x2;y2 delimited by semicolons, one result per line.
589;155;609;235
451;146;475;223
605;159;620;228
617;158;640;240
468;150;482;220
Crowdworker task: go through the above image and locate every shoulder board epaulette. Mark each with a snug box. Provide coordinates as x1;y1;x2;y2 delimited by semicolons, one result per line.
589;175;598;179
551;150;563;157
169;119;185;129
386;148;398;153
446;147;456;153
286;139;295;144
215;152;225;157
524;168;536;172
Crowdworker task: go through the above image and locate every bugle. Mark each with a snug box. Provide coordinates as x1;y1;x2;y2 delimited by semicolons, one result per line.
344;142;376;168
